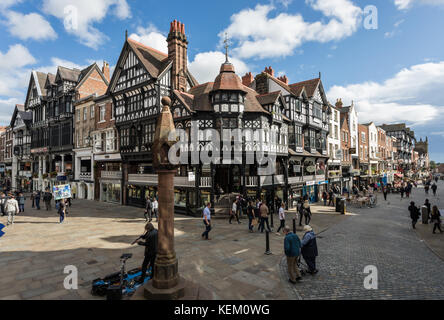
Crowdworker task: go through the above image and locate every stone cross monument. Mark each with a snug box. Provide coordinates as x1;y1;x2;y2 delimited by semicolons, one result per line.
143;96;186;299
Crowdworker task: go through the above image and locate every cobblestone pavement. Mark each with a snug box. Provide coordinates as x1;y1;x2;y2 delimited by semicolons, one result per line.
281;180;444;300
0;196;346;300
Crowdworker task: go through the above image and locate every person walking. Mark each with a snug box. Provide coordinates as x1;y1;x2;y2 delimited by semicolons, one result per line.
18;193;25;213
229;199;240;224
276;203;286;234
301;225;319;275
5;194;19;226
400;186;405;199
44;190;52;211
35;191;41;210
58;199;66;224
383;186;388;201
202;202;212;240
302;200;312;226
137;222;158;283
328;189;334;206
425;184;430;195
431;183;438;197
144;196;152;222
431;206;443;234
30;192;35;208
151;197;158;222
322;191;328;206
298;198;304;227
259;201;272;233
247;201;255;233
283;226;302;284
0;193;6;216
408;201;420;229
406;183;411;198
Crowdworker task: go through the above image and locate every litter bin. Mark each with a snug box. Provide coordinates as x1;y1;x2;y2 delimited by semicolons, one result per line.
421;206;429;224
336;197;346;214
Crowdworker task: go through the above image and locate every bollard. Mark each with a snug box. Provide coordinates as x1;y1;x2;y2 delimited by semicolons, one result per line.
293;218;296;234
264;231;272;255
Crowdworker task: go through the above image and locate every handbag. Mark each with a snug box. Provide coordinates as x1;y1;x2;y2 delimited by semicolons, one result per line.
252;218;258;227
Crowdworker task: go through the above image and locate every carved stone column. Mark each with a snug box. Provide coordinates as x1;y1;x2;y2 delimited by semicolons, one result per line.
143;96;185;300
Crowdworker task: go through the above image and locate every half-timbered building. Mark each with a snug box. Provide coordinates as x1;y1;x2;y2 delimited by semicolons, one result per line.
246;68;330;206
10;105;33;191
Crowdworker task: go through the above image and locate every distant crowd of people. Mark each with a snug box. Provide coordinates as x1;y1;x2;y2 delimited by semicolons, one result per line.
1;188;73;226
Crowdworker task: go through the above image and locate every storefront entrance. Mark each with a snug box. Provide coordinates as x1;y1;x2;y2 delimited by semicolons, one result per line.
214;165;241;194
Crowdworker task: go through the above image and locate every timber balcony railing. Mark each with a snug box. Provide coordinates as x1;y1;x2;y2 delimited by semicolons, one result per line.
101;171;123;179
127;174;208;188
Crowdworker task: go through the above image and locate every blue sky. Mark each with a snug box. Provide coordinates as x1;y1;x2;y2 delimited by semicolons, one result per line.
0;0;443;161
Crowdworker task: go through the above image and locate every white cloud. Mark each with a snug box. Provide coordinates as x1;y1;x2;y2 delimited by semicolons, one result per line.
189;51;250;84
129;24;168;54
395;0;444;10
4;10;57;41
42;0;131;49
0;44;36;97
220;0;362;59
0;0;22;11
327;61;444;126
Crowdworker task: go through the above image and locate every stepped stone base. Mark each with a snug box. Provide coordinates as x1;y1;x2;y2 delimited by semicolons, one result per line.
131;277;214;300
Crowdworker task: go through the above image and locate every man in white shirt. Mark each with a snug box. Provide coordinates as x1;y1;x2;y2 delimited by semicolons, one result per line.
152;198;158;222
277;203;286;234
5;194;19;226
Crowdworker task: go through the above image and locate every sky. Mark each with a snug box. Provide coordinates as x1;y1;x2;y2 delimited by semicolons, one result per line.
0;0;443;161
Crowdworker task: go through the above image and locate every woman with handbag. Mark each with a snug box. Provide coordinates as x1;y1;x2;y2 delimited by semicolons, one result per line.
431;206;443;234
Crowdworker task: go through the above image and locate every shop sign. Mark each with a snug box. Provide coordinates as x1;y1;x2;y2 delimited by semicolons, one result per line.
306;181;316;186
332;178;341;182
188;172;195;182
306;166;316;173
318;181;329;185
343;178;350;182
294;165;301;173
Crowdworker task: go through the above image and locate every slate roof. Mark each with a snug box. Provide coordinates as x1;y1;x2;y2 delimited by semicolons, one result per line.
256;91;281;106
289;78;320;98
127;38;170;79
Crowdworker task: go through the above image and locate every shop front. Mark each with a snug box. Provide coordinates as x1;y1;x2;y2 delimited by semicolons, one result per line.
101;182;122;204
288;184;303;209
127;184;158;208
303;181;318;204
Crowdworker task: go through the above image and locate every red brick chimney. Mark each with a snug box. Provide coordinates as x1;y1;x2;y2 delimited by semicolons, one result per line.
242;72;254;87
102;61;110;83
277;75;288;84
335;98;343;109
264;66;274;77
167;20;188;92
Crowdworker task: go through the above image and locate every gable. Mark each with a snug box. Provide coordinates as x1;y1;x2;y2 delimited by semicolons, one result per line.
110;45;152;93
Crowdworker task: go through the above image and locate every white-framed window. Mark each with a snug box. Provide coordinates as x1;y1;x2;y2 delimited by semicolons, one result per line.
100;105;106;122
83;107;87;121
77;110;80;122
90;105;94;119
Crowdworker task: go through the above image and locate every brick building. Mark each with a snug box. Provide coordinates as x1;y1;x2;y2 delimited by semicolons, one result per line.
91;95;122;204
340;113;352;190
358;124;369;187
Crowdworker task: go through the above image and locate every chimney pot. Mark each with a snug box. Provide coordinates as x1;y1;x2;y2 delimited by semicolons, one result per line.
242;72;254;87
